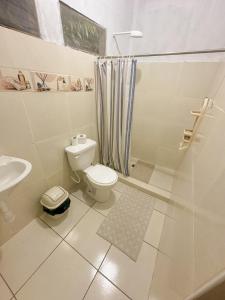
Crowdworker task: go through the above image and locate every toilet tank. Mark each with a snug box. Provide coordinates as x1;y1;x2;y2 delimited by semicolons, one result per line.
65;139;96;171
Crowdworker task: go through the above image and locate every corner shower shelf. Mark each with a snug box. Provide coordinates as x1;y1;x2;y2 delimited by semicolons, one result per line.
179;97;212;150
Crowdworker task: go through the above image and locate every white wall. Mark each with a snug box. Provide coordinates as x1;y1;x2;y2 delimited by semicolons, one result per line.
132;61;221;170
130;0;225;55
35;0;225;57
35;0;135;55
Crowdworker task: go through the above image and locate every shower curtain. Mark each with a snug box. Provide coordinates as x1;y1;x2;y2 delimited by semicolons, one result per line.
95;58;137;176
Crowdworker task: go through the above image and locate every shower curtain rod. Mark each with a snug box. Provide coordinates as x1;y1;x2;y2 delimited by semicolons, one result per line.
98;48;225;59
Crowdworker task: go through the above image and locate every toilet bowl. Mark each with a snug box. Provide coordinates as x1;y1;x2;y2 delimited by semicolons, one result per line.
65;138;118;202
84;164;118;202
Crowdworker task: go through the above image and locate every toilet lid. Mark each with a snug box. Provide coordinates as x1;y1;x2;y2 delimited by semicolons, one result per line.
85;164;118;185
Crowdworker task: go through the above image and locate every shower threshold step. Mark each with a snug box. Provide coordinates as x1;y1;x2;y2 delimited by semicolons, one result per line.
117;172;171;201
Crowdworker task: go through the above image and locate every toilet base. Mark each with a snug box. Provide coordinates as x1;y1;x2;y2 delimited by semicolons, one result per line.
85;183;112;202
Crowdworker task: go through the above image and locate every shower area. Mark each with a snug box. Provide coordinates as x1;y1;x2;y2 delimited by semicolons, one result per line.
129;58;221;193
96;54;224;196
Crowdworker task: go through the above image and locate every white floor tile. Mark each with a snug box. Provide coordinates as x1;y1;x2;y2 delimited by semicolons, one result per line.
154;198;168;214
65;209;110;268
0;219;61;293
145;210;165;248
149;168;174;192
93;190;121;216
40;195;90;238
0;276;12;300
84;273;129;300
100;243;157;300
16;241;96;300
72;184;95;206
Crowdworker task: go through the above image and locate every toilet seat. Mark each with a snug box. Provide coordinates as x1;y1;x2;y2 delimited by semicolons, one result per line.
85;164;118;187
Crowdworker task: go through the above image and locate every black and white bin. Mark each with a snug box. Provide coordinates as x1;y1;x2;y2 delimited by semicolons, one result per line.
40;186;70;216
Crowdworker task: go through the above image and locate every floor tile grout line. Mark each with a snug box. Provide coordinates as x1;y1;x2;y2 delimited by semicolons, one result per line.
38;217;67;241
39;195;93;241
36;196;113;275
98;244;112;270
39;210;99;270
98;271;133;300
0;218;64;296
153;207;175;219
147;247;160;300
12;216;69;296
14;238;64;296
81;271;98;300
63;205;92;240
63;240;98;270
0;273;15;298
91;206;109;218
143;240;171;257
70;191;96;207
13;215;99;297
143;240;159;251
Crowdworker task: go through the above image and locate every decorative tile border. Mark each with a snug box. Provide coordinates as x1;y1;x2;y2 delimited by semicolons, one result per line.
0;67;94;92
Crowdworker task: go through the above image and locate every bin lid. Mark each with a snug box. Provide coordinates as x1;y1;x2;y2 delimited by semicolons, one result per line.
40;186;69;209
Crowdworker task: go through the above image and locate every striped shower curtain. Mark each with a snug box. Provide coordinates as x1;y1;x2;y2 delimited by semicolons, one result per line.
95;58;137;176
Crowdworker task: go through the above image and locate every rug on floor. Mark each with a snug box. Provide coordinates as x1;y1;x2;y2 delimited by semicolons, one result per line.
97;192;153;261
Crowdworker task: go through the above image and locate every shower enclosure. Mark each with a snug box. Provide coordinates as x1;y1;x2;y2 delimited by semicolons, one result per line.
130;56;225;300
128;58;224;195
95;54;225;197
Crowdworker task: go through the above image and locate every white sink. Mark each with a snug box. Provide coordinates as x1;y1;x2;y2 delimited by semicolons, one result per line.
0;155;32;193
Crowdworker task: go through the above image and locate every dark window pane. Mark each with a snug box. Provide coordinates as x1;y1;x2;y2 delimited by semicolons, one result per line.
0;0;40;37
60;2;106;56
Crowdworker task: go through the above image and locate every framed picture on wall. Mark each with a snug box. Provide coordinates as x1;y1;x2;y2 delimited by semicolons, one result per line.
0;0;40;38
60;2;106;56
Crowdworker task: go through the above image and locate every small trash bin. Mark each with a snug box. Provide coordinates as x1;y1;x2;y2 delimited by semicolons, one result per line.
40;186;70;216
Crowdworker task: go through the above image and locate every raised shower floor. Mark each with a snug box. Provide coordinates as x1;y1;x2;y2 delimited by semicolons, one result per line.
115;159;175;202
130;160;174;193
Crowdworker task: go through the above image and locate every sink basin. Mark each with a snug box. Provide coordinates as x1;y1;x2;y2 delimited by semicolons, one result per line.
0;156;32;193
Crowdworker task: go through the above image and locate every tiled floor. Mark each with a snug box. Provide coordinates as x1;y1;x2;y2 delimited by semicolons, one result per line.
0;181;167;300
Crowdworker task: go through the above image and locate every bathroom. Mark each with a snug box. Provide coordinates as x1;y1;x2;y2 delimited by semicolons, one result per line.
0;0;225;299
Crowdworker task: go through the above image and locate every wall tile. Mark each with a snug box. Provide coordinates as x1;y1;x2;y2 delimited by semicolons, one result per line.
35;134;71;178
0;178;48;245
178;62;220;98
67;92;96;131
0;27;96;245
132;62;222;170
23;92;70;142
136;63;181;97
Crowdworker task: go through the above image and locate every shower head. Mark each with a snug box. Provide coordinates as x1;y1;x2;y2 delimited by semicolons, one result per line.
112;30;143;55
129;31;143;38
112;30;143;38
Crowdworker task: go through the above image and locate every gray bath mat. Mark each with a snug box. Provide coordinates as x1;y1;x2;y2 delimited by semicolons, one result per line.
97;193;153;261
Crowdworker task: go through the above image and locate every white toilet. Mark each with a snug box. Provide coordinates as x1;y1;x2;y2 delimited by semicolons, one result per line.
65;138;118;202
